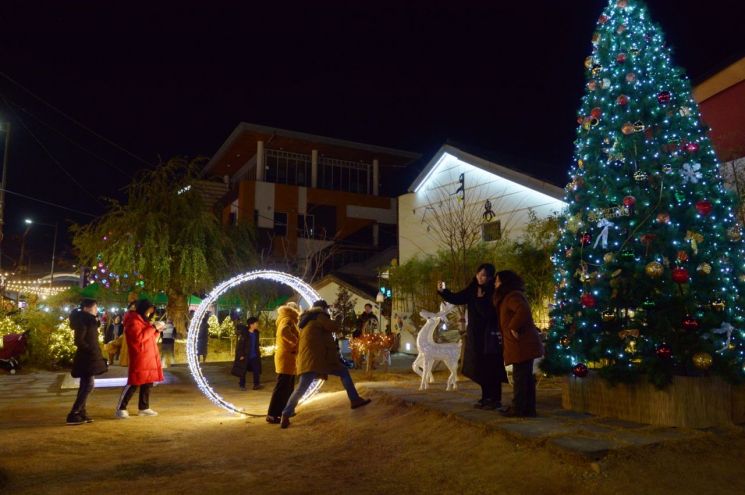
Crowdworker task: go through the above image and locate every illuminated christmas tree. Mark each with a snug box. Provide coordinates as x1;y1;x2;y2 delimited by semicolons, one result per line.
543;0;745;386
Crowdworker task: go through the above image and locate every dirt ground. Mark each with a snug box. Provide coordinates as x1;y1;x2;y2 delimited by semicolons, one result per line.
1;364;745;495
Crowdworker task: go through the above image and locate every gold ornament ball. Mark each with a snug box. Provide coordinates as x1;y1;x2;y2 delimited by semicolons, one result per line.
603;252;615;264
697;262;712;275
622;122;635;135
727;226;742;242
645;261;664;278
692;352;713;370
560;335;571;347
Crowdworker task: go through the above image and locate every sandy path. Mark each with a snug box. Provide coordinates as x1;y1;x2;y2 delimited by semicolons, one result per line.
1;366;744;494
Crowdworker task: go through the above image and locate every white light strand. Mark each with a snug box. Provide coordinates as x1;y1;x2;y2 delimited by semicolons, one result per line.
186;270;324;415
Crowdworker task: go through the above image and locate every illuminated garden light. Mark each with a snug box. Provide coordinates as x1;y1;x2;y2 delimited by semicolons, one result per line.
186;270;324;415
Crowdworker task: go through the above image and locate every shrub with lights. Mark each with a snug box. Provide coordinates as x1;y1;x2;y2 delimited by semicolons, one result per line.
48;319;76;366
543;0;745;387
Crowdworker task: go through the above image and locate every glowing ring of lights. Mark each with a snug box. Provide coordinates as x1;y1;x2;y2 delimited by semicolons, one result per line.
187;270;324;415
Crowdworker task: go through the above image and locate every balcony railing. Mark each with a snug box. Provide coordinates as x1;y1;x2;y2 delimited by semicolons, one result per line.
262;149;371;194
264;149;312;186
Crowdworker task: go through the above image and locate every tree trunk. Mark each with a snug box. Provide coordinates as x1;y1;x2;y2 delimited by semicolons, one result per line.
166;290;189;338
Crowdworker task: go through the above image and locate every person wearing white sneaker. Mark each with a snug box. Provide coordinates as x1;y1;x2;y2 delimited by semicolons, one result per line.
116;299;164;418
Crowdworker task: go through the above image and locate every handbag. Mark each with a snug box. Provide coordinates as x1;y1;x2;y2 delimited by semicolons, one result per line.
230;361;244;377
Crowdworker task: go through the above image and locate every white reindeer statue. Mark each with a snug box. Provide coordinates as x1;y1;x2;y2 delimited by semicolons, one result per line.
412;303;461;391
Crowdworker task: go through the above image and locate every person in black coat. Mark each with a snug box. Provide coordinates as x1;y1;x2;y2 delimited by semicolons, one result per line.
437;263;507;409
67;298;108;425
232;315;262;390
197;311;210;363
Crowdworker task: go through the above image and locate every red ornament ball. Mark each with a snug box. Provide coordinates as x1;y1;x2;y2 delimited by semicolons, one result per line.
616;53;627;63
617;94;629;106
626;72;637;83
686;142;700;153
590;107;602;119
657;91;672;104
656;344;672;359
580;293;597;308
621;122;635;135
573;363;589;378
580;232;592;246
587;80;597;91
695;199;713;216
617;0;628;8
676;250;689;263
623;195;636;207
671;267;690;284
682;315;700;331
656;212;671;224
598;14;609;24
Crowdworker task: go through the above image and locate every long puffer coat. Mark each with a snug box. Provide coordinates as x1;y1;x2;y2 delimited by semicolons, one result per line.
70;309;108;378
124;312;164;385
274;304;300;375
296;308;343;375
439;281;507;385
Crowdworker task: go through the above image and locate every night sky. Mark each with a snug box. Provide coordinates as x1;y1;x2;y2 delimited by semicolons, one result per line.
1;0;744;271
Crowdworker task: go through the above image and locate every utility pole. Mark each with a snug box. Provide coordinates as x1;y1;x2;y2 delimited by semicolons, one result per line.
0;122;10;273
50;223;57;289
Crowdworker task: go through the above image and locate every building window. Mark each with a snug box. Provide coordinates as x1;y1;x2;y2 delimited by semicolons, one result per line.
298;214;315;238
482;220;501;242
274;212;288;236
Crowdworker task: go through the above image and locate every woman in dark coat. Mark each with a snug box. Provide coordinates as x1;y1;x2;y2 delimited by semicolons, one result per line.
492;270;544;417
197;311;210;362
67;298;108;425
437;263;507;409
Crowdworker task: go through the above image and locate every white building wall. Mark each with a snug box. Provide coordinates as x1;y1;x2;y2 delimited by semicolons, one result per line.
398;151;566;264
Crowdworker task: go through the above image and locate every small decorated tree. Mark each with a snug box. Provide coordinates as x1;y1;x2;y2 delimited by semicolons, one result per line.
543;0;745;387
331;286;357;336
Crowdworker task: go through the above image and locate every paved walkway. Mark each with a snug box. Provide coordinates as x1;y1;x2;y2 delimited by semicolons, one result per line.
358;365;745;461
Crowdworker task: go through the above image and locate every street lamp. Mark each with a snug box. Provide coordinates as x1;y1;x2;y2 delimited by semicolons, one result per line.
23;218;58;289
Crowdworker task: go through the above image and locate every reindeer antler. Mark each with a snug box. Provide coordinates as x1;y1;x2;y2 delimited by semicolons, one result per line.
420;303;455;320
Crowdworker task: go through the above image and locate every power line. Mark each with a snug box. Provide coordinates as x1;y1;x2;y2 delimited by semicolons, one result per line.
0;187;99;218
0;70;152;167
1;95;102;203
5;98;133;179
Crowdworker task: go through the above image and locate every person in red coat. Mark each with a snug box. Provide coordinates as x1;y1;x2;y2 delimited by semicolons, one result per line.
115;299;164;418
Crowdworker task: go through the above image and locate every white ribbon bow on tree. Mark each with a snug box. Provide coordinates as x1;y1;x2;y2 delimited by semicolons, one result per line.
593;219;613;249
713;322;735;352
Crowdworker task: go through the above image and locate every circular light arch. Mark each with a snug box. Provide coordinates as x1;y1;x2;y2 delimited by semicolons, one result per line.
186;270;323;415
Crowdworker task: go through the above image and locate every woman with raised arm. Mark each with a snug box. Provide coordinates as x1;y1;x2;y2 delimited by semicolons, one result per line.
437;263;507;410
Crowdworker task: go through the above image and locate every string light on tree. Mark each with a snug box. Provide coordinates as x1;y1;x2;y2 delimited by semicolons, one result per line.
543;0;745;386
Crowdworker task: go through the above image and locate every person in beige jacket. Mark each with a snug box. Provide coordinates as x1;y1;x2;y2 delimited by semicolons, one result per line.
266;303;301;423
279;300;370;428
